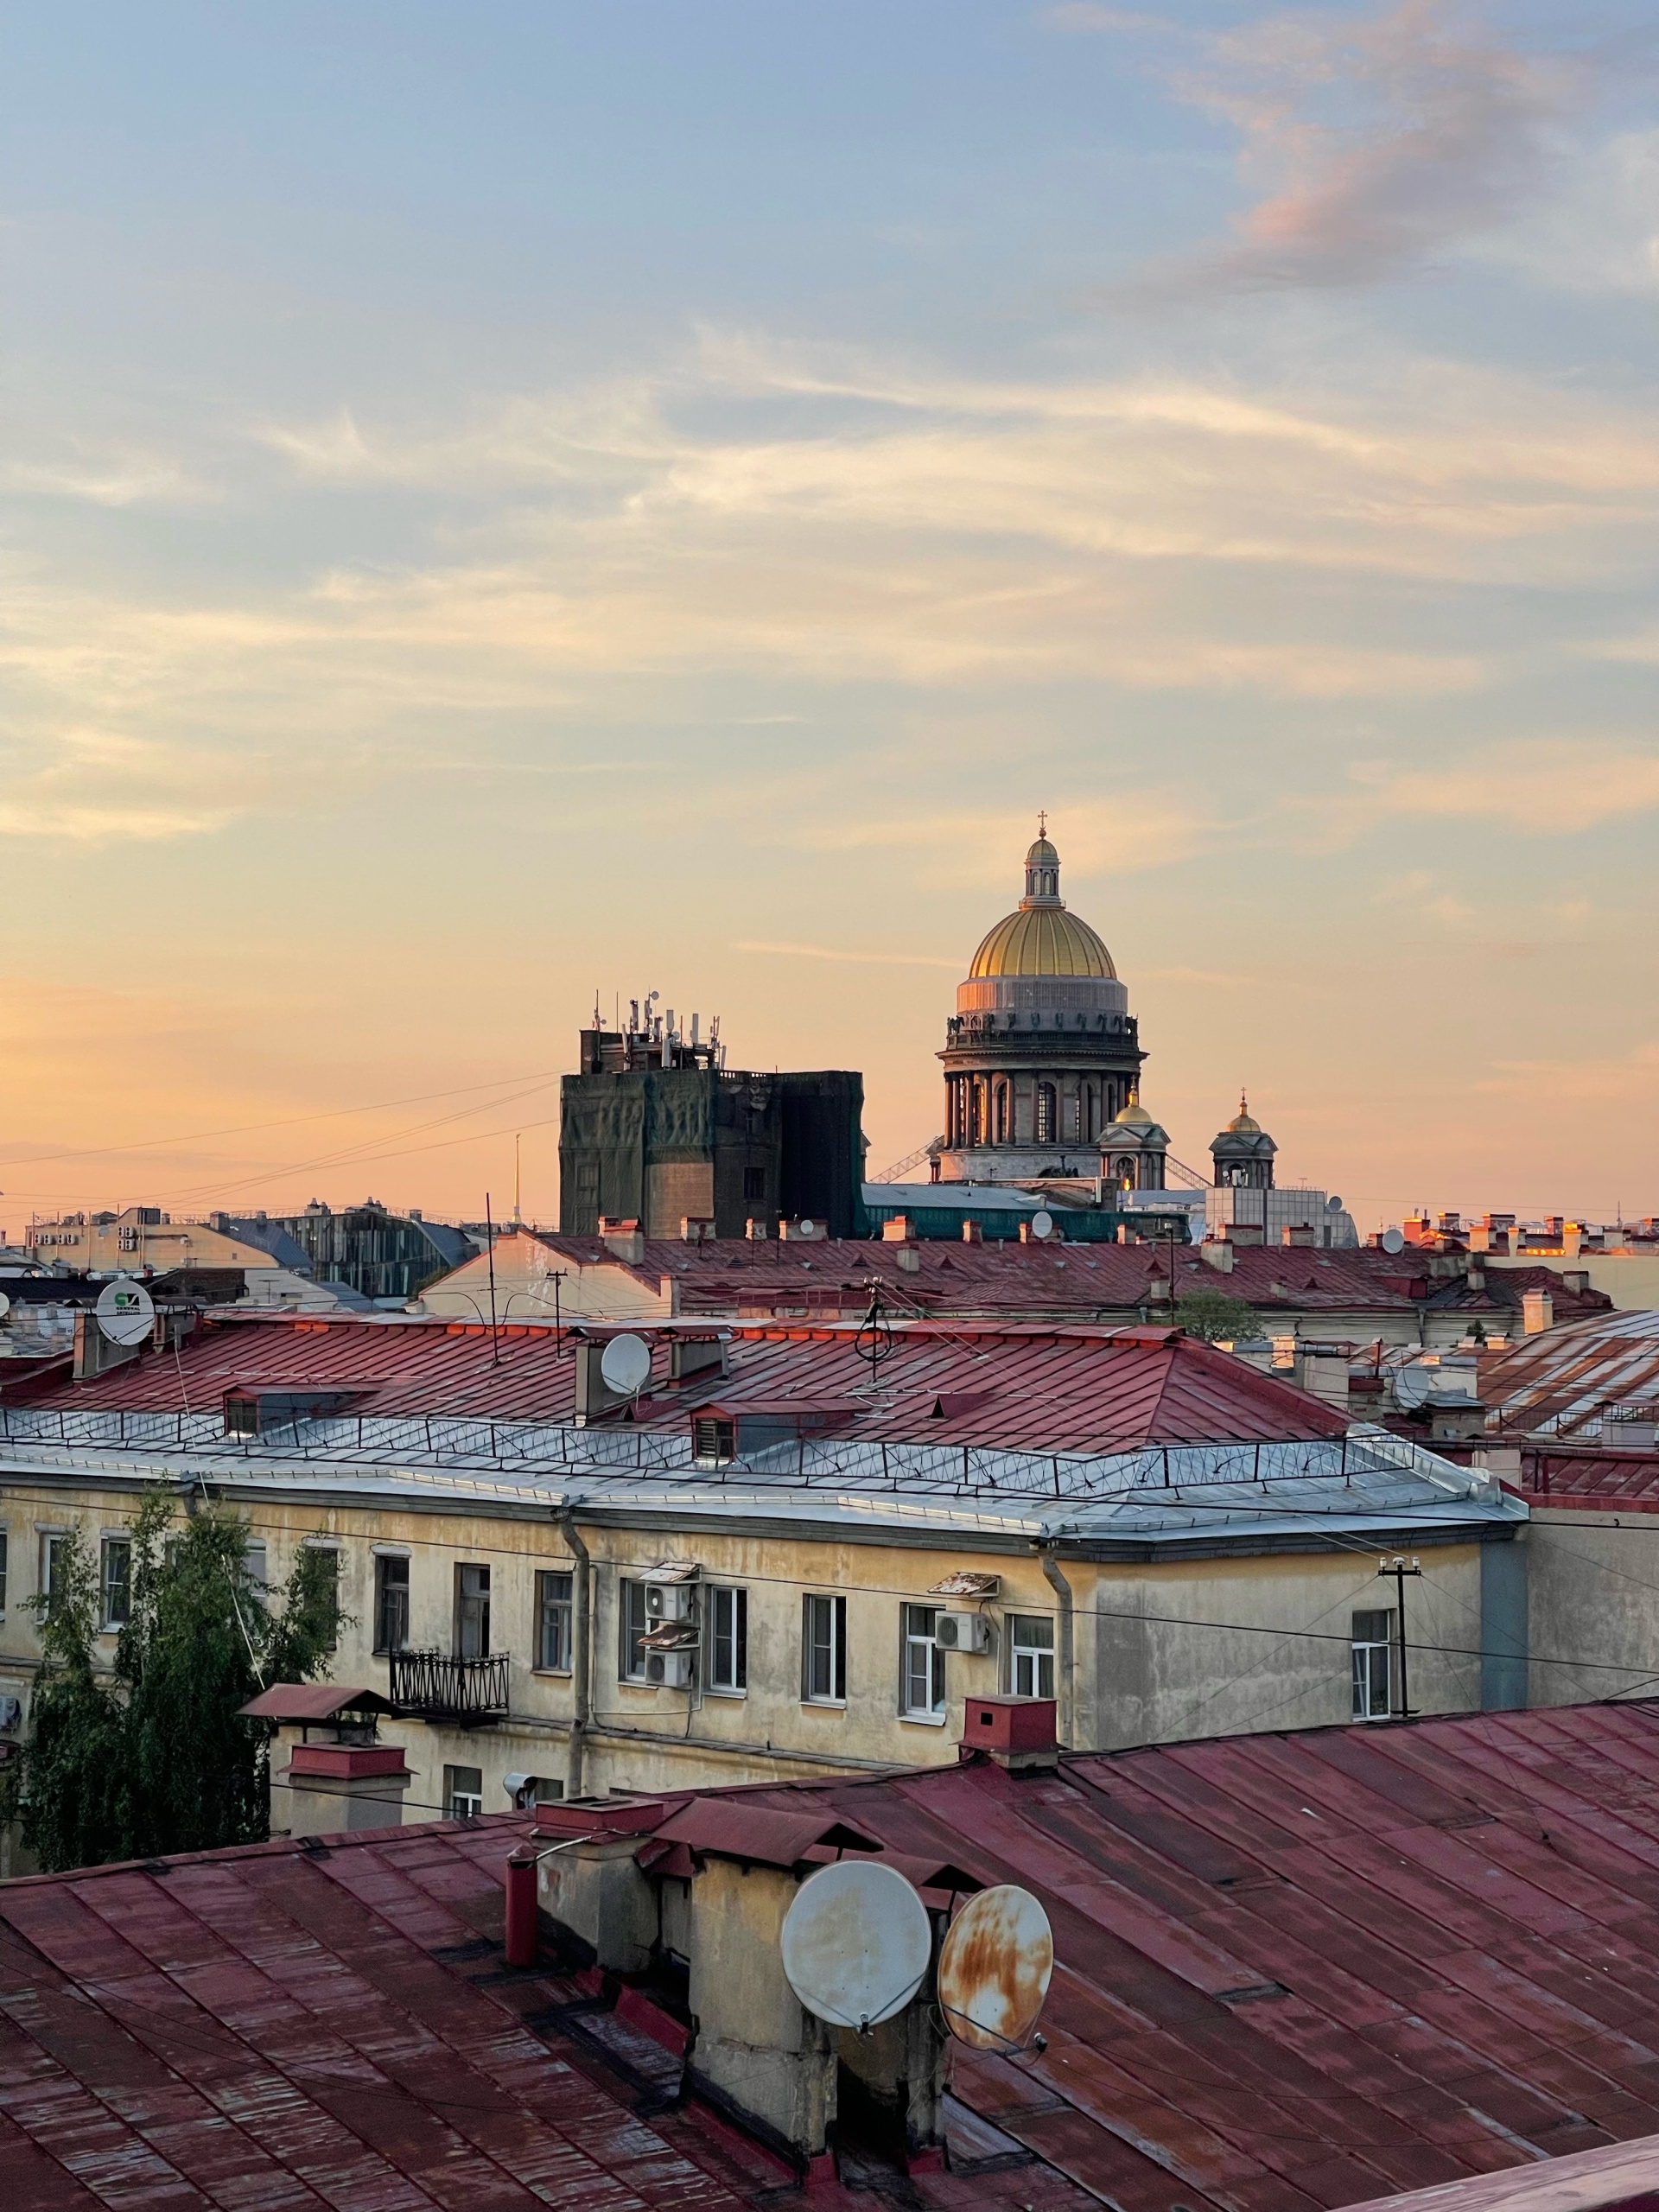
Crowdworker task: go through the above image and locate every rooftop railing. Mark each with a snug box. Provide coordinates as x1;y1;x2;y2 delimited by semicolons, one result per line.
0;1403;1497;1506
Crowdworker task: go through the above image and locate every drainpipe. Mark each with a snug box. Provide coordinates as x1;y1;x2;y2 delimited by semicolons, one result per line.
556;1508;591;1798
1038;1543;1076;1751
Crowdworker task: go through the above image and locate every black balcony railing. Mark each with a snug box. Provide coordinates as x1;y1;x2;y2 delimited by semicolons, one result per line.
388;1649;510;1724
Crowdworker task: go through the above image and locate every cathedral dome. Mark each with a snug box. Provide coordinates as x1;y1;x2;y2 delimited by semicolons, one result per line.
969;905;1116;980
968;823;1116;980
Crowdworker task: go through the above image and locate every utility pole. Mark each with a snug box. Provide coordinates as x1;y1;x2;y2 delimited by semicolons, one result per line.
1378;1554;1422;1718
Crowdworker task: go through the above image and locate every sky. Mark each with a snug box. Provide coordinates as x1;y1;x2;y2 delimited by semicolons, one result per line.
3;0;1658;1238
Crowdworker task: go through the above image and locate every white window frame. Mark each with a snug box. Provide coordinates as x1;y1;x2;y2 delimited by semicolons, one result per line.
900;1605;946;1724
1351;1608;1395;1720
535;1569;573;1674
705;1584;747;1694
443;1764;484;1820
1007;1613;1056;1700
802;1593;846;1706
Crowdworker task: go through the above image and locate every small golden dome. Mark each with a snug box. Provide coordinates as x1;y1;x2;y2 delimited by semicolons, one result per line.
969;904;1116;979
1226;1090;1261;1135
1025;833;1059;869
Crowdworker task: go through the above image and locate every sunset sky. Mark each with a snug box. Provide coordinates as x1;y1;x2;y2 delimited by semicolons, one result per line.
3;1;1657;1239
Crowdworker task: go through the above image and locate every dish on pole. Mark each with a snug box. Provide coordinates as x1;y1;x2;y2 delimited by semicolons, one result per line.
95;1279;155;1348
779;1859;932;2031
937;1883;1053;2051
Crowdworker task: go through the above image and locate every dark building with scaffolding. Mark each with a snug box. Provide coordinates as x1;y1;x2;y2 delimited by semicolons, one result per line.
559;1008;864;1240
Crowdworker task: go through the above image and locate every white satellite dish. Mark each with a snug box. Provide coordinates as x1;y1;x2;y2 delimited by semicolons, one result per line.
798;1220;816;1237
1381;1226;1406;1255
600;1332;652;1395
96;1279;155;1348
0;1292;10;1320
1394;1364;1433;1411
938;1885;1054;2052
780;1859;932;2031
1031;1210;1054;1240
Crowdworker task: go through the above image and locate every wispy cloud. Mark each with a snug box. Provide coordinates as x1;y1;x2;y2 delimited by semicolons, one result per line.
1080;0;1586;292
735;940;962;969
1352;741;1659;833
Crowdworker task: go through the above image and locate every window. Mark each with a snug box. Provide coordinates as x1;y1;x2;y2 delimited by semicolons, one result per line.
803;1594;846;1704
693;1416;736;1467
537;1570;573;1672
706;1586;747;1693
1035;1084;1058;1146
225;1395;258;1439
994;1084;1009;1144
968;1084;982;1147
743;1164;766;1203
455;1564;491;1659
1008;1614;1055;1700
901;1605;946;1721
444;1764;484;1820
375;1554;410;1654
41;1534;70;1614
0;1530;8;1614
245;1541;267;1590
306;1543;340;1652
620;1578;651;1681
1352;1609;1395;1720
101;1538;131;1630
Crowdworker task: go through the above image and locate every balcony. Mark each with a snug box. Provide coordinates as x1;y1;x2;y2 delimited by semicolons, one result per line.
388;1649;510;1726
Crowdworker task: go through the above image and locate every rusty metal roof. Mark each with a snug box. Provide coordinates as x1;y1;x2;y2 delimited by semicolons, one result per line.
684;1699;1659;2209
0;1816;1090;2212
1482;1311;1659;1444
649;1802;882;1869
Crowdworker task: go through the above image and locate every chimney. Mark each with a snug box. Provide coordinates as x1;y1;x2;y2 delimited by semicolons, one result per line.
680;1217;715;1244
960;1694;1058;1773
1229;1221;1265;1247
73;1312;146;1381
1200;1238;1236;1274
598;1217;645;1264
1561;1268;1590;1293
961;1219;982;1243
1281;1224;1316;1248
1522;1288;1554;1335
745;1217;771;1241
896;1245;921;1274
881;1216;917;1243
779;1218;827;1241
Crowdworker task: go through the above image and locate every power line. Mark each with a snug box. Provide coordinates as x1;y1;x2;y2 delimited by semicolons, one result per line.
0;1068;565;1174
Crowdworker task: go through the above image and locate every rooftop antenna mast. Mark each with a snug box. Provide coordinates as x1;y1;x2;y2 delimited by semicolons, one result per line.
512;1135;523;1226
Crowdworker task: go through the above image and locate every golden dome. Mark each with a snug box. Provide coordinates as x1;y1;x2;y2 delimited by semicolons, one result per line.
1225;1090;1261;1135
969;904;1116;980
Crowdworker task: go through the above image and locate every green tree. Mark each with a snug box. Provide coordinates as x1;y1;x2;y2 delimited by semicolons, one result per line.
1174;1287;1264;1344
1;1494;341;1872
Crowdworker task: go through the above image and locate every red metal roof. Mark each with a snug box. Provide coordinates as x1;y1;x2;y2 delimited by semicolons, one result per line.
660;1699;1659;2209
237;1681;392;1719
3;1310;1350;1451
1339;2131;1659;2210
514;1231;1611;1330
0;1816;1090;2212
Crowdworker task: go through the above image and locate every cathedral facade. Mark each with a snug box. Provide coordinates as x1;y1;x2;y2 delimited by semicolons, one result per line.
934;827;1166;1190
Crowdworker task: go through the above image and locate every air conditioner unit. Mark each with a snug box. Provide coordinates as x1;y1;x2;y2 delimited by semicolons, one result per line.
645;1583;696;1624
935;1611;994;1655
645;1649;696;1688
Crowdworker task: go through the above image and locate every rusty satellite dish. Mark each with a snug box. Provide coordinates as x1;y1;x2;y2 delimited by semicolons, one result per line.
780;1859;932;2031
938;1883;1054;2051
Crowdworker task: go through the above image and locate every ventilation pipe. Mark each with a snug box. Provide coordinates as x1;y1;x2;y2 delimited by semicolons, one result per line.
1038;1544;1075;1750
556;1508;591;1797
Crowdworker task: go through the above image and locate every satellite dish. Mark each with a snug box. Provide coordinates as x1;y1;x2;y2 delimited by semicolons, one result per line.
1394;1364;1433;1411
1326;1195;1343;1212
780;1859;932;2031
1381;1226;1406;1255
938;1885;1054;2052
96;1279;155;1348
798;1220;816;1237
1031;1210;1054;1240
600;1332;652;1395
0;1292;10;1320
